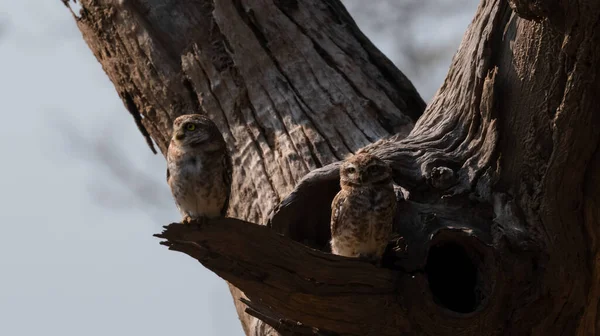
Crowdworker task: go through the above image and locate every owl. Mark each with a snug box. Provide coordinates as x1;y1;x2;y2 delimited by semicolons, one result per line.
330;153;396;261
166;114;232;223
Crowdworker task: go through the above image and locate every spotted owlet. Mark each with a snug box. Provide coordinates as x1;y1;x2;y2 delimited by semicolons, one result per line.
330;153;396;261
166;114;232;223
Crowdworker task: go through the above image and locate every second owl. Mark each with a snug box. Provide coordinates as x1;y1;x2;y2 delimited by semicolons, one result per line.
330;153;396;262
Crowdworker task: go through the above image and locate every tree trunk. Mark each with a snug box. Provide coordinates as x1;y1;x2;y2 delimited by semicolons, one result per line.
67;0;600;335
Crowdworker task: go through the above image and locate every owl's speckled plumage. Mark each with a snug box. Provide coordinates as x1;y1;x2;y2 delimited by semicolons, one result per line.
330;153;396;260
167;114;232;222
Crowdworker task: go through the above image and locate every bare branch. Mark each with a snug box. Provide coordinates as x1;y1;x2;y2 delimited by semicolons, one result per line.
155;218;405;336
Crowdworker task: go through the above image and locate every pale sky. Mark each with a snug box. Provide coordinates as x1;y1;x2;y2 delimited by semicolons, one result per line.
0;1;476;335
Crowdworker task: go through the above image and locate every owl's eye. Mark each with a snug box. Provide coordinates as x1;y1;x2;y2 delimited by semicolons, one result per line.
185;123;196;131
346;167;356;174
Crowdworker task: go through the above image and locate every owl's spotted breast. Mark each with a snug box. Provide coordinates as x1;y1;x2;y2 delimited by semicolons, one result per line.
168;154;228;218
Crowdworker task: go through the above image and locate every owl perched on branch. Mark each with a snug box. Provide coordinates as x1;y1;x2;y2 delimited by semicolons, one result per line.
167;114;232;223
330;153;396;262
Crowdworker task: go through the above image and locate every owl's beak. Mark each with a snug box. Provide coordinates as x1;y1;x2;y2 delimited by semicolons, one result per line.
174;132;185;140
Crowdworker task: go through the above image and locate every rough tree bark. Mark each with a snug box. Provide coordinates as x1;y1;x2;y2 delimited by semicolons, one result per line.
65;0;600;335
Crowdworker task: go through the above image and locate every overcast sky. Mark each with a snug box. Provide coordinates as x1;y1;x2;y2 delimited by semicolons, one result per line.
0;1;476;335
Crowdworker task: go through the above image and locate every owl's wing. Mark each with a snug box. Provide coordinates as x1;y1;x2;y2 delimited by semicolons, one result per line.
220;150;233;217
166;167;170;183
330;191;348;237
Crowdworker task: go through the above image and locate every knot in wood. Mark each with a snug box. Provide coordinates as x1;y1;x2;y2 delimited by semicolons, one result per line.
429;166;456;190
507;0;556;22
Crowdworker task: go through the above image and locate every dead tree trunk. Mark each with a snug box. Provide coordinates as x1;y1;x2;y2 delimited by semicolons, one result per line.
66;0;600;335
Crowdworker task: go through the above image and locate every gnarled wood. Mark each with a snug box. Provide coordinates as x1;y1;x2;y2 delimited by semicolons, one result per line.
272;0;600;334
67;0;600;334
156;219;404;336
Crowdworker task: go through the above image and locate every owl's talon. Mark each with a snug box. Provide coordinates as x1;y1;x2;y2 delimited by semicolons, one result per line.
182;216;211;229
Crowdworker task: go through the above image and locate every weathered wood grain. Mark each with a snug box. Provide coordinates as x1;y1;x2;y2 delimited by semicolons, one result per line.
66;0;600;334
